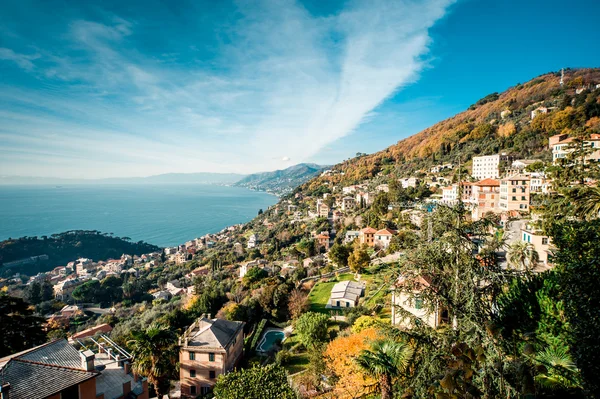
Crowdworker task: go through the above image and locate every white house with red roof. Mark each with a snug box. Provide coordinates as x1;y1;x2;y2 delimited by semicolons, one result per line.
374;228;396;249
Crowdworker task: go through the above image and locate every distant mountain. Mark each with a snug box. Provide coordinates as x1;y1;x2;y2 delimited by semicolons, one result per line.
0;172;245;186
234;163;329;195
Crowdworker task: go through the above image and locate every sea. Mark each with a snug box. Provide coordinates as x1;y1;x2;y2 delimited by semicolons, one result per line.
0;184;278;247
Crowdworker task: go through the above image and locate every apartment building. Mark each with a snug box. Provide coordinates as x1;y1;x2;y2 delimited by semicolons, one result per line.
499;175;530;212
358;227;377;247
550;133;600;164
179;316;245;397
470;178;500;221
471;154;500;179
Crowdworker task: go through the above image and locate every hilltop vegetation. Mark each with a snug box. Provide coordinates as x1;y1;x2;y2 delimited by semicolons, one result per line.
302;68;600;190
235;163;328;195
0;230;159;276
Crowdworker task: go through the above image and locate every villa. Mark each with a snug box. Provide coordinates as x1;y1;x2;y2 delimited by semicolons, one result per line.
179;315;245;397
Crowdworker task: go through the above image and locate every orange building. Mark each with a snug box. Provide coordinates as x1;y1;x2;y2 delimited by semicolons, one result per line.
179;316;245;397
359;227;377;247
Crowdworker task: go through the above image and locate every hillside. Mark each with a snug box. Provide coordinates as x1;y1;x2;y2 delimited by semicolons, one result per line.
301;68;600;191
0;230;160;276
235;163;329;195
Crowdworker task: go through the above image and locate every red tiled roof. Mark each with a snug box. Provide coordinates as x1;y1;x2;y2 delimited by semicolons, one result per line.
474;178;500;187
361;227;377;234
375;228;395;236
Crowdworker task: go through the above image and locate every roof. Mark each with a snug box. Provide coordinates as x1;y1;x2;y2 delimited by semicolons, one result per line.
70;324;113;340
361;227;377;234
502;174;530;181
185;318;244;351
329;281;364;303
0;340;98;399
375;228;395;236
474;178;500;187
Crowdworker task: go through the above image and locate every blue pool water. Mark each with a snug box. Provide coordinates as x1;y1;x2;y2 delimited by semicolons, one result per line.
257;330;285;352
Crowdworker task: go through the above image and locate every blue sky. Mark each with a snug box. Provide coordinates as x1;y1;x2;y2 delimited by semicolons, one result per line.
1;0;599;178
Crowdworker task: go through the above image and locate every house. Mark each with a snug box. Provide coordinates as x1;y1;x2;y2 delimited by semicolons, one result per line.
500;109;511;119
521;223;553;266
344;230;360;244
355;192;374;206
342;185;362;195
375;184;389;193
499;175;530;212
341;196;356;211
247;234;258;249
316;200;330;218
471;154;500;180
359;227;377;247
179;315;245;397
391;275;449;329
152;290;172;301
470;178;500;221
400;177;420;189
60;304;82;318
374;228;396;249
239;259;268;278
327;281;365;308
53;278;84;302
315;232;331;251
550;133;600;164
530;173;553;194
442;185;459;205
0;339;147;399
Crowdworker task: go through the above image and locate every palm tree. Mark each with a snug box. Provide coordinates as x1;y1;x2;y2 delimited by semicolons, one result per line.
535;345;581;391
507;241;539;271
567;186;600;220
128;323;179;398
355;339;414;399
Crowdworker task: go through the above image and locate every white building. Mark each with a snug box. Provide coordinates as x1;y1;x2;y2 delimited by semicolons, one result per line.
328;281;364;308
442;185;459;205
550;133;600;164
471;154;500;179
400;177;420;189
247;234;258;249
374;228;395;249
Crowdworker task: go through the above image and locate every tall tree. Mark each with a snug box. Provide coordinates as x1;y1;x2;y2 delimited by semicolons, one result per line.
507;241;540;271
0;294;45;357
127;323;179;397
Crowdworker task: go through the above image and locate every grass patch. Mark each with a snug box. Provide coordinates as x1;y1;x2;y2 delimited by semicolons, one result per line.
285;352;310;375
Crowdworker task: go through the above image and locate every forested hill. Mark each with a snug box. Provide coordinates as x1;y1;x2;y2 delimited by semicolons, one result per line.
0;231;160;276
235;163;328;195
301;67;600;190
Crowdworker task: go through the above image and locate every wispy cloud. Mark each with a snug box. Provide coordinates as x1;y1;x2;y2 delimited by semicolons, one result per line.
0;0;453;178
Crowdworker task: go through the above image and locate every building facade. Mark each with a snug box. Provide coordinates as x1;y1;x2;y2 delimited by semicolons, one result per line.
471;154;500;179
499;175;530;212
179;316;245;397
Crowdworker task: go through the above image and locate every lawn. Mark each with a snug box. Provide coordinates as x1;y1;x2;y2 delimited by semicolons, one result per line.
284;352;310;375
308;273;356;313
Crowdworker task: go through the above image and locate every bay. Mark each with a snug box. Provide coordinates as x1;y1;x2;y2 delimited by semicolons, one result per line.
0;184;277;247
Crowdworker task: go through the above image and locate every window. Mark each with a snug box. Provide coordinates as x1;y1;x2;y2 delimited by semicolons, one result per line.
189;352;195;360
542;238;548;245
414;297;424;310
521;196;526;201
209;370;216;379
190;386;197;395
209;353;215;362
512;188;516;193
512;196;517;201
190;369;196;378
346;302;350;307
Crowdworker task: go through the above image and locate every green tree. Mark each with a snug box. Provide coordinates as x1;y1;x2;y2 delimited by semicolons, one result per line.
348;244;370;275
0;294;46;357
127;323;179;397
213;364;297;399
328;243;351;267
25;282;42;305
507;241;540;271
295;311;329;349
355;339;414;399
243;266;268;285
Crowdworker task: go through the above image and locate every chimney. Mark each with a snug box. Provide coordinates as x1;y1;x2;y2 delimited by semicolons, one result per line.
1;383;10;399
80;350;95;371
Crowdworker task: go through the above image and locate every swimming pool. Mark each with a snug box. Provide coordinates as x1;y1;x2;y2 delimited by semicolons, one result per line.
257;329;285;352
